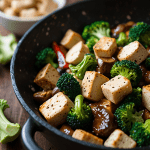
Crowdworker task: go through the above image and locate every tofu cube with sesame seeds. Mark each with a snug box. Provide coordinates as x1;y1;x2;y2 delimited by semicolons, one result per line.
101;75;132;104
104;129;137;148
72;129;103;145
142;85;150;111
39;92;74;127
60;29;85;49
117;41;148;65
93;37;117;58
34;63;60;90
66;41;90;65
82;71;109;102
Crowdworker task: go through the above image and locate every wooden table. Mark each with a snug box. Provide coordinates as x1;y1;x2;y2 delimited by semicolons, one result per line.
0;0;82;149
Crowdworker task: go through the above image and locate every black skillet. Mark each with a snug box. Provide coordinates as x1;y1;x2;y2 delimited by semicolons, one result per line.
10;0;150;149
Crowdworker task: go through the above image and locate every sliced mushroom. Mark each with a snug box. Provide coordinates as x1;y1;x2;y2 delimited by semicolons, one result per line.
90;103;117;138
96;57;116;75
52;87;60;96
33;90;52;104
111;24;125;37
142;109;150;121
144;71;150;84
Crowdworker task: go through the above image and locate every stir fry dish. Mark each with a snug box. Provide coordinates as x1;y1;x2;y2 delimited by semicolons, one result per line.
33;21;150;148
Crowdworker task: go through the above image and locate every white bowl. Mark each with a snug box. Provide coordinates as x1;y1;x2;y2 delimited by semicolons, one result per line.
0;0;66;36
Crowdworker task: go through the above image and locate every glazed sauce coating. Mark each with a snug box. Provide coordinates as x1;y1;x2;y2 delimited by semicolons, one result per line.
90;103;117;137
144;71;150;84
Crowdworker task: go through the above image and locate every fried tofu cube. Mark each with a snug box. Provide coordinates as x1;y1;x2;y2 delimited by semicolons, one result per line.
37;0;58;15
117;41;148;65
82;71;109;102
93;37;117;58
11;0;36;13
60;29;85;49
60;124;74;136
142;85;150;111
20;8;38;18
104;129;137;148
72;129;103;145
66;41;90;65
0;0;8;11
39;92;74;127
101;75;132;104
4;7;16;16
34;63;60;90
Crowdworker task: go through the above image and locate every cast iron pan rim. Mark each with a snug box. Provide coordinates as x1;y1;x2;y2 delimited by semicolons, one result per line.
10;0;146;149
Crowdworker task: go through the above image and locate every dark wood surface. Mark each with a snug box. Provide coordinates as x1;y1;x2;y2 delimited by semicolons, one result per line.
0;0;82;149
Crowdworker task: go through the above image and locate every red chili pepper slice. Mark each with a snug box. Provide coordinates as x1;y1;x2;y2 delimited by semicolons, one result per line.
52;41;69;69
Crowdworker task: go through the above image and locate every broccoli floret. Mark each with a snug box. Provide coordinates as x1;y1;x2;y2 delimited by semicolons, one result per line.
114;102;144;133
116;32;128;47
129;22;150;48
145;57;150;70
82;21;111;41
86;36;99;53
130;119;150;147
69;54;97;80
35;47;58;69
110;60;142;86
0;99;21;144
0;34;17;65
56;73;81;100
67;95;93;130
122;87;142;108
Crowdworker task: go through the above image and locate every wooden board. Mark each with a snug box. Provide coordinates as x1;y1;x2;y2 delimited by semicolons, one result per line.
0;0;82;149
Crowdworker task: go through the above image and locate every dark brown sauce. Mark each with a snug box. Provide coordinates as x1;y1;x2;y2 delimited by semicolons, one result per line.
90;103;117;137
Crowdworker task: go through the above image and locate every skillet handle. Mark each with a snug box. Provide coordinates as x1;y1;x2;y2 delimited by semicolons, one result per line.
21;117;43;150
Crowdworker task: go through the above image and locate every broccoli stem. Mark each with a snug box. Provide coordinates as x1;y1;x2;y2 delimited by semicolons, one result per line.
76;60;93;79
74;95;86;120
76;56;97;79
0;108;11;124
75;95;84;114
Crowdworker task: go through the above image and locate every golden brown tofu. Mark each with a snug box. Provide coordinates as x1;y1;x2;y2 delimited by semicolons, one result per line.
60;124;74;136
93;37;117;58
104;129;137;148
60;29;84;49
72;129;103;145
142;85;150;111
117;41;148;65
82;71;109;102
39;92;74;127
101;75;132;104
66;41;89;65
34;63;60;90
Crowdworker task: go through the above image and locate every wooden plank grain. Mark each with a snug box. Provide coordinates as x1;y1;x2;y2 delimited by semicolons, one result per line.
0;0;83;150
